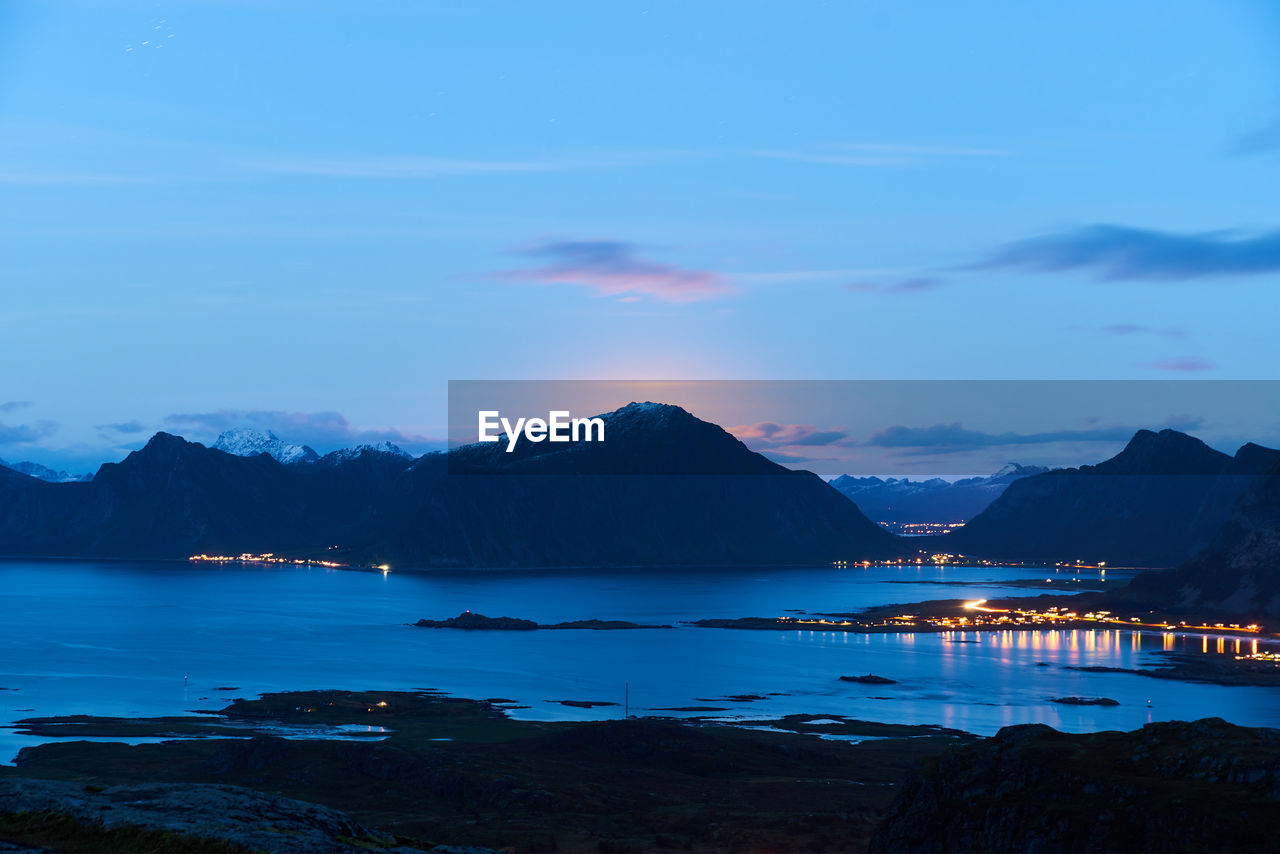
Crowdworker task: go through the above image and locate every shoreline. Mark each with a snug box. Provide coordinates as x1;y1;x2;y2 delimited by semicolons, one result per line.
0;554;1163;574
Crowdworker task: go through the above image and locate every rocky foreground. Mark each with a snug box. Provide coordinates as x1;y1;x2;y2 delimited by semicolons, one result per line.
871;717;1280;854
5;691;1280;852
2;690;965;853
0;778;491;854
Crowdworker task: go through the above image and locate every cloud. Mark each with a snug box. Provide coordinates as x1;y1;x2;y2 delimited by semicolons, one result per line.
729;422;850;448
0;401;32;413
969;224;1280;281
863;417;1205;452
845;277;943;294
244;150;695;180
0;172;150;186
758;449;843;465
94;420;149;436
497;240;728;303
1099;323;1187;338
755;143;1008;168
247;155;559;179
1147;357;1216;373
0;419;58;445
163;410;437;449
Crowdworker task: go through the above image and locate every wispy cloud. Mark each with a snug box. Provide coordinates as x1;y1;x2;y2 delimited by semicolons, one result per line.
0;401;32;414
969;224;1280;281
845;277;943;294
496;240;729;303
1099;323;1187;338
755;142;1009;168
729;269;881;284
0;171;153;186
95;420;149;437
244;149;697;180
1147;357;1216;373
163;410;437;449
247;155;561;179
728;422;851;449
863;417;1205;452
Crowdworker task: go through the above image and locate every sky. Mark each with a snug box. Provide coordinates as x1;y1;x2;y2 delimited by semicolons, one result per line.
1;0;1279;473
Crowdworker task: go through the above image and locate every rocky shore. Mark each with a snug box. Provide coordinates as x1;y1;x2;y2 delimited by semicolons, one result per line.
6;689;1280;853
870;717;1280;853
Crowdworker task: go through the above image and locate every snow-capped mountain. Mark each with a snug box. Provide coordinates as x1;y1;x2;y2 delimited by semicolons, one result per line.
0;458;92;483
212;428;320;464
320;441;413;463
829;464;1049;524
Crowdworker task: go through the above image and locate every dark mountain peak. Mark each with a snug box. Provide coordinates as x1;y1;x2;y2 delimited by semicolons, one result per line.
144;431;190;449
115;431;201;466
948;429;1253;566
450;401;783;476
98;432;285;487
1230;442;1280;474
1092;428;1229;476
607;401;690;422
598;402;727;443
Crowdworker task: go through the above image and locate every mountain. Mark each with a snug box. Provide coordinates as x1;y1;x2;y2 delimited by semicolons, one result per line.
359;402;901;567
0;458;92;483
938;430;1279;567
1115;456;1280;619
0;403;900;567
212;428;320;464
320;441;412;463
829;464;1047;526
0;433;418;559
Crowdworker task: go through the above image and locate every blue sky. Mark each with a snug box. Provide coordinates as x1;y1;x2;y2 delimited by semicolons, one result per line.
1;0;1279;471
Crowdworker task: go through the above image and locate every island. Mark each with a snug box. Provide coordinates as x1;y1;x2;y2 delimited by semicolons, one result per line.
841;674;899;685
1049;696;1120;706
414;611;670;630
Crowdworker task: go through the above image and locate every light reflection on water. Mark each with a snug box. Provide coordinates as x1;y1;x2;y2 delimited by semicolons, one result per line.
1;559;1277;761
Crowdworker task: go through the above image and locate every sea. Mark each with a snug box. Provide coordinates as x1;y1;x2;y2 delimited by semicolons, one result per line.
3;559;1278;762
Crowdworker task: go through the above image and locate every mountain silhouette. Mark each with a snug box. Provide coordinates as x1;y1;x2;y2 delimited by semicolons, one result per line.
0;404;898;567
1115;456;1280;619
363;402;899;567
829;464;1048;525
938;430;1278;567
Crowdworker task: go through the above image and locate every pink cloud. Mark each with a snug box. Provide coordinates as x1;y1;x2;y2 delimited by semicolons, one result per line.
728;421;850;448
498;240;729;303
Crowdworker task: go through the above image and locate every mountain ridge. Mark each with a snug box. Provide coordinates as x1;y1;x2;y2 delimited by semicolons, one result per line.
937;430;1279;566
0;403;899;567
829;464;1049;525
213;427;320;464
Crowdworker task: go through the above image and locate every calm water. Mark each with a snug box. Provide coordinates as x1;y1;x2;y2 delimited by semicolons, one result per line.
3;559;1279;761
